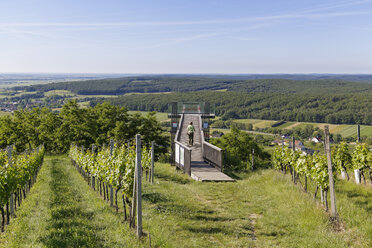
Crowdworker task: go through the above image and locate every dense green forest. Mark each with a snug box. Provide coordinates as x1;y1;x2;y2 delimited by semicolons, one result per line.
10;76;372;125
92;91;372;125
0;101;167;154
16;77;372;95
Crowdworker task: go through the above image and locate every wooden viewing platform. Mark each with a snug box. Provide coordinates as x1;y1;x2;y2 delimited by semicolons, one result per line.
179;114;234;182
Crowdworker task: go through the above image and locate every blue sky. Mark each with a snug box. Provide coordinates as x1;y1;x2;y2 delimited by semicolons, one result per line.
1;0;372;73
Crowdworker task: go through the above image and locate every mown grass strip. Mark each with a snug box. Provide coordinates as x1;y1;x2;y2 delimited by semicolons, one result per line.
0;155;143;248
141;164;368;248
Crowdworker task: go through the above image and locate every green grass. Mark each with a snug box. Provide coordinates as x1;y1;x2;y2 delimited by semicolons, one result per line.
143;165;370;247
211;128;275;136
234;119;277;129
1;157;370;247
44;90;75;97
232;119;372;138
360;126;372;137
128;111;169;122
0;156;142;247
336;180;372;245
75;94;118;99
293;173;372;247
0;111;10;117
276;122;295;128
337;125;372;138
77;101;90;108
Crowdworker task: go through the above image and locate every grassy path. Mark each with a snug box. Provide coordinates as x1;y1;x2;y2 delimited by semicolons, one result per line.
0;156;142;248
0;156;370;247
143;166;370;248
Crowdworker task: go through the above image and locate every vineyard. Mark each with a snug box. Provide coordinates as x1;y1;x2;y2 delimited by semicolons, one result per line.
273;141;372;212
69;137;153;234
0;128;371;247
0;146;45;232
0;147;371;246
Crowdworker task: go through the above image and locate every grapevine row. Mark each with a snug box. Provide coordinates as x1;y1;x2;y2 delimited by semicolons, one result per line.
69;142;152;227
0;146;45;231
272;142;372;210
334;142;372;183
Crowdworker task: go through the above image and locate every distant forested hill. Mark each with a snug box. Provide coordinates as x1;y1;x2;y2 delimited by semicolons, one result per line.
13;75;372;125
92;91;372;125
15;76;372;95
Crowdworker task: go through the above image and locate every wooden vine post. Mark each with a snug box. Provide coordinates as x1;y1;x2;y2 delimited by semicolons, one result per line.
136;134;143;237
355;125;361;184
131;159;137;228
110;139;114;207
8;146;14;217
324;126;337;218
251;148;255;171
292;137;296;184
151;141;155;184
91;144;96;190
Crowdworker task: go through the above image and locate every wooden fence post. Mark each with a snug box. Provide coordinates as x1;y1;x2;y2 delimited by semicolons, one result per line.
324;126;337;218
251;148;255;171
7;146;14;217
151;141;155;184
357;124;361;143
131;159;137;228
91;144;96;190
110;139;114;207
136;134;142;237
292;137;296;183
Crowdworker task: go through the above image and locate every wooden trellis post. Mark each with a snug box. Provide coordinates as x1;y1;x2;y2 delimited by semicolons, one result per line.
136;134;142;237
91;144;96;190
8;146;14;217
324;126;337;218
292;137;296;184
251;148;255;171
110;139;114;207
151;141;155;184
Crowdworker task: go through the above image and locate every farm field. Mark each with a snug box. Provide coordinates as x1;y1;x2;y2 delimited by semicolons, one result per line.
234;119;278;129
232;119;372;138
44;90;75;97
0;111;10;117
1;156;370;248
211;128;275;136
128;111;169;122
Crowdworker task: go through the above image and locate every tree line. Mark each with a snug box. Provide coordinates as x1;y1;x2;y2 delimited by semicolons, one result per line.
210;127;271;171
93;91;372;125
0;101;168;154
15;77;372;95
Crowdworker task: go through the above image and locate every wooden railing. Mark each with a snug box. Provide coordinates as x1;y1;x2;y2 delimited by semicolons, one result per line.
174;114;192;175
203;142;223;170
198;116;224;171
